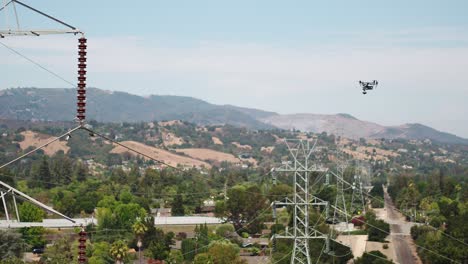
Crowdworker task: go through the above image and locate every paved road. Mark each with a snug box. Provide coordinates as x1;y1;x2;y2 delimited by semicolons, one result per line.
383;187;421;264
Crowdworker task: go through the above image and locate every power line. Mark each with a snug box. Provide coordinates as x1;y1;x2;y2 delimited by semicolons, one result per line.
361;185;468;248
0;125;81;170
82;127;185;171
0;41;76;87
332;205;461;264
330;170;468;248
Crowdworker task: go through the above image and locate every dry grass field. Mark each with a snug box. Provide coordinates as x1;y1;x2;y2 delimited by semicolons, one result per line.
19;130;70;156
176;148;240;163
110;141;210;168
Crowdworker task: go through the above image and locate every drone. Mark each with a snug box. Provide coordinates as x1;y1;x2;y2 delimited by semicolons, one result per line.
358;80;379;94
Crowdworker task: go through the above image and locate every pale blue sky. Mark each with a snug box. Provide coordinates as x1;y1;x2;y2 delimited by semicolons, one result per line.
1;0;468;137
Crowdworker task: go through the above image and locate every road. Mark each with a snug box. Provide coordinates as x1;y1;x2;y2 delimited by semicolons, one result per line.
383;187;422;264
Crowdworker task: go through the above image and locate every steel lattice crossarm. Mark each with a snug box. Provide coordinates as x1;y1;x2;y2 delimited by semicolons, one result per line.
274;156;328;173
0;180;75;223
272;195;329;207
0;0;82;38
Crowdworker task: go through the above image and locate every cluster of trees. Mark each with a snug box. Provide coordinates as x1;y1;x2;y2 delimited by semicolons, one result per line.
388;165;468;263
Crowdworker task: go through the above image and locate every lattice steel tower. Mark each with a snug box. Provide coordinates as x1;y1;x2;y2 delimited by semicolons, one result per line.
273;139;329;264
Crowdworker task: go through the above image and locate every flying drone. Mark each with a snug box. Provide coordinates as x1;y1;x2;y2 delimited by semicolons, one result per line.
358;80;379;94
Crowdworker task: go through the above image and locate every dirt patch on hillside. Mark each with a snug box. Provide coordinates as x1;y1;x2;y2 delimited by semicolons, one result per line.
158;120;183;127
357;146;398;158
342;146;399;161
19;131;70;156
162;131;184;146
176;148;240;163
212;137;223;145
110;141;210;168
272;134;283;144
261;146;275;153
232;142;252;150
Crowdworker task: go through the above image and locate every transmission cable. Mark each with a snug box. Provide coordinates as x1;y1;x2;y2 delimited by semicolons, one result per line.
0;41;76;87
331;204;460;263
0;125;81;170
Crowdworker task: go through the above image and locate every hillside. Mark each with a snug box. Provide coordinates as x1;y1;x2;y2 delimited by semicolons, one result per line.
110;141;211;168
0;88;274;129
1;87;467;145
261;113;468;145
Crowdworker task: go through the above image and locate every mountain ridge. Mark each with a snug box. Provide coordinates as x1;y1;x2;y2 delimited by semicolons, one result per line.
1;87;466;145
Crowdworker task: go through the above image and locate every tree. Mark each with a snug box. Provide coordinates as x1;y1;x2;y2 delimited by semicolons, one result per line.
132;218;148;239
74;161;88;182
109;240;128;264
215;223;235;238
19;203;45;222
195;224;209;249
96;195;146;231
37;156;52;189
171;194;185;216
166;250;183;264
223;185;267;234
88;241;112;264
19;203;46;248
140;219;174;261
0;230;27;259
207;240;246;264
50;153;73;185
41;237;74;263
146;240;169;261
0;257;26;264
268;184;293;201
367;219;390;242
193;253;213;264
181;239;197;261
355;250;393;264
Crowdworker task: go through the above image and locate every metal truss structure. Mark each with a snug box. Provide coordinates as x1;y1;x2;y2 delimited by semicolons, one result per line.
350;174;366;215
0;180;75;223
272;139;329;264
0;0;82;37
0;0;83;226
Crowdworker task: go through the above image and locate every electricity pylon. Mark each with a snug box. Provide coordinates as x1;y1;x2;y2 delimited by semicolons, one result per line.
350;175;366;215
272;139;329;264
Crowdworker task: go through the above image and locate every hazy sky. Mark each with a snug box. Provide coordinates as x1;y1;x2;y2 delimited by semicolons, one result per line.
1;0;468;137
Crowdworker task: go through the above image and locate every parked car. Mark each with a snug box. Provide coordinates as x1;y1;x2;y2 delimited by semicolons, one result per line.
32;247;45;254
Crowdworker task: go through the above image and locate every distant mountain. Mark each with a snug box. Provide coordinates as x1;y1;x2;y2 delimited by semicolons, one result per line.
0;88;275;129
373;123;468;145
261;114;468;145
1;87;467;145
261;113;384;139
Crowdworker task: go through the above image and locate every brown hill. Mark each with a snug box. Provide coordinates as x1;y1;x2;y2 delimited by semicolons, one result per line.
110;141;210;168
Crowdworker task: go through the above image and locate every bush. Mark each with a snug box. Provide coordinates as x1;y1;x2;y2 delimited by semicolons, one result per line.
355;250;392;264
215;224;235;238
371;198;384;208
367;219;390;242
